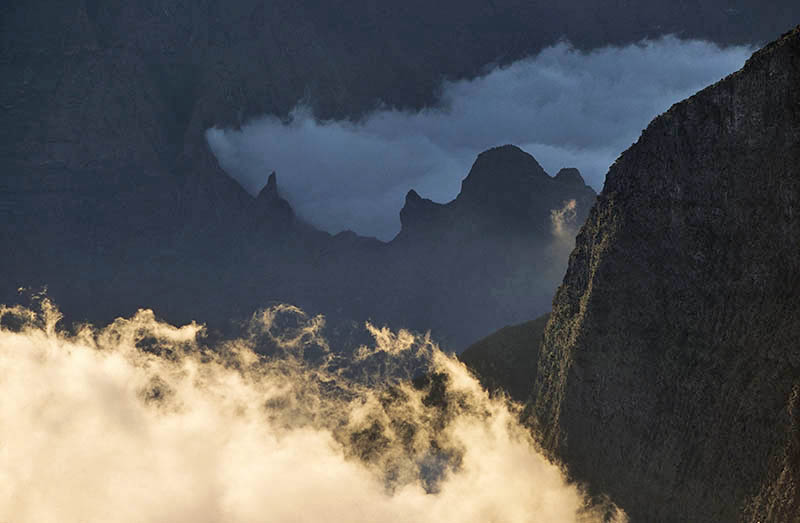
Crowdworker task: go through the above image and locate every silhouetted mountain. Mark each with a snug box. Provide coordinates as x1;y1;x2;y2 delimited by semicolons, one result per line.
1;140;595;350
553;168;586;187
385;145;596;346
250;146;596;349
464;27;800;521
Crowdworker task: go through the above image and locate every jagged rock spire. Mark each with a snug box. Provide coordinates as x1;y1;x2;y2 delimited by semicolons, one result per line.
256;171;279;201
252;171;294;226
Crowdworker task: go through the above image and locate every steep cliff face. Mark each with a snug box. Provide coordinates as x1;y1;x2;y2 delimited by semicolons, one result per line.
531;27;800;521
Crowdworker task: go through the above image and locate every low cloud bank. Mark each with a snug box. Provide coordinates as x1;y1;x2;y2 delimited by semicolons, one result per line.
208;37;751;240
0;300;626;523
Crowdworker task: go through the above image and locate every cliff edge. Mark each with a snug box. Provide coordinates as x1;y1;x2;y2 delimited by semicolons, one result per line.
531;26;800;522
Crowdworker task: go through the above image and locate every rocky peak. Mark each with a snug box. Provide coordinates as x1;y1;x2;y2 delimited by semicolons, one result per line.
405;189;422;204
397;146;597;240
458;145;550;202
251;171;294;226
256;172;279;202
554;168;586;187
398;189;444;237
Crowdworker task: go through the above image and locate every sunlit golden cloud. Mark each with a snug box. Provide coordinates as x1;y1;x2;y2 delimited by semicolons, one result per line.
0;300;625;523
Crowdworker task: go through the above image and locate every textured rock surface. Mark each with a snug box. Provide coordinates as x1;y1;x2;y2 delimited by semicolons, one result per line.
531;27;800;522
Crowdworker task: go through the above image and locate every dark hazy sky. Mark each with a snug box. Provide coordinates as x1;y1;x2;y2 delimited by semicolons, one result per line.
208;37;752;241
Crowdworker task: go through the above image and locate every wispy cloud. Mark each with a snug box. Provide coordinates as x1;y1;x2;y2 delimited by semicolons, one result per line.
208;37;752;240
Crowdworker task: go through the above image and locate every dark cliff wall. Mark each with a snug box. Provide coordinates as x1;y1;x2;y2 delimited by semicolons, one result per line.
531;27;800;522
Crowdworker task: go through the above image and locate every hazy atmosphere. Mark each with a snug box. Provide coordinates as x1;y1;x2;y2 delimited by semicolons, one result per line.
208;37;751;239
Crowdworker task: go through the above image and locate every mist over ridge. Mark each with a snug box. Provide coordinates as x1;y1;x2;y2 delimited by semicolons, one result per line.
208;37;752;240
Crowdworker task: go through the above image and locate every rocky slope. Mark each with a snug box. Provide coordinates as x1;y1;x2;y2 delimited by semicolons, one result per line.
460;314;549;403
527;27;800;522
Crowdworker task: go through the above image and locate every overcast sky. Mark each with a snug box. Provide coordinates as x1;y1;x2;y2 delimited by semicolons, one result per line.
207;36;752;241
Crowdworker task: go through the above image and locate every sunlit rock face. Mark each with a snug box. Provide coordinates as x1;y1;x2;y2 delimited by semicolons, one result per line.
531;27;800;522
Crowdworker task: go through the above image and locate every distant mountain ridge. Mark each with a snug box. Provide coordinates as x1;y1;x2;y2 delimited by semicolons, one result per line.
2;141;595;350
3;0;799;346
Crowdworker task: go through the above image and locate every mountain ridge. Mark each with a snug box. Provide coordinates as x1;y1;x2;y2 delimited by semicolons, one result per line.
2;142;596;350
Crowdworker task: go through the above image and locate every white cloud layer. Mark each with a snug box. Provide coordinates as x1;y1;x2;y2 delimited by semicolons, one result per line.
207;37;752;240
0;300;626;523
